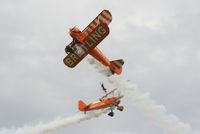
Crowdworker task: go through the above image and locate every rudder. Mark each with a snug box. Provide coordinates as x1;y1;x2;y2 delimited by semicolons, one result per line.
78;100;87;111
110;59;124;75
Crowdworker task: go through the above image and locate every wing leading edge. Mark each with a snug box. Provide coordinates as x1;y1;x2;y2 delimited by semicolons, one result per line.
82;10;112;36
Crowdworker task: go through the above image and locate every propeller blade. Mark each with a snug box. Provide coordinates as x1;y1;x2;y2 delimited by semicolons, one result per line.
118;91;120;96
117;91;124;99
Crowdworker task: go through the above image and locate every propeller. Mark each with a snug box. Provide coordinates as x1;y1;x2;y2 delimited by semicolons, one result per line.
69;25;77;33
116;91;123;99
118;91;120;97
119;92;124;99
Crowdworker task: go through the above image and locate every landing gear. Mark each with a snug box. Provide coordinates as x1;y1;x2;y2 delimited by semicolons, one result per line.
108;111;114;117
73;37;82;44
108;108;114;117
65;37;83;54
107;106;124;117
65;46;74;54
111;71;115;75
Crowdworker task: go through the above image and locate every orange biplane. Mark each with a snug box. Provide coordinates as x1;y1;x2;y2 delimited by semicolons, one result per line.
78;83;124;117
63;10;124;75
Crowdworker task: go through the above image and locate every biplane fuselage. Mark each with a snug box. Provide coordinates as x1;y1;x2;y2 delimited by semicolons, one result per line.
79;96;121;111
78;85;124;117
70;26;119;74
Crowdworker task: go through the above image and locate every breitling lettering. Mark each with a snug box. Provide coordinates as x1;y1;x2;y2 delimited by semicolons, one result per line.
64;58;74;66
84;25;107;48
63;23;109;68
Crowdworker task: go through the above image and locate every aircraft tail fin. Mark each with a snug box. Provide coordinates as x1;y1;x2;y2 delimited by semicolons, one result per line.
110;59;124;75
78;100;87;111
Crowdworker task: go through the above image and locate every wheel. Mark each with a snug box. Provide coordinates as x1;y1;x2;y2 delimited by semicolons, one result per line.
65;46;74;54
108;111;114;117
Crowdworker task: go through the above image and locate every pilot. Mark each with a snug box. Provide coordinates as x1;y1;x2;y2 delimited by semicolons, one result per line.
65;27;85;54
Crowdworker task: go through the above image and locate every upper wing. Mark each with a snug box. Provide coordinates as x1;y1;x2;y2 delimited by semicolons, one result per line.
100;88;117;100
66;10;112;48
63;23;110;68
82;10;112;36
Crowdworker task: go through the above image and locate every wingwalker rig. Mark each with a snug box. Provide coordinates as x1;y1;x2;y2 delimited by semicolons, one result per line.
63;10;124;117
78;83;124;117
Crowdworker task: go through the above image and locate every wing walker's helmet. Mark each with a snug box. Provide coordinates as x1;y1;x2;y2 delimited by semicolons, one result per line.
69;27;81;38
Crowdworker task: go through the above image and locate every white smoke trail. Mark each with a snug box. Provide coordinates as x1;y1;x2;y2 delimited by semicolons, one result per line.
0;109;109;134
0;58;110;134
87;57;112;76
87;57;192;134
108;76;192;134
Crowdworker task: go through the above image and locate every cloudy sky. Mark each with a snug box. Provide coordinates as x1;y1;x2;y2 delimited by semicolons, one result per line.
0;0;200;134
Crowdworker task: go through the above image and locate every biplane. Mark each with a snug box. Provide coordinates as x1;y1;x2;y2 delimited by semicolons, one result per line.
78;83;124;117
63;10;124;75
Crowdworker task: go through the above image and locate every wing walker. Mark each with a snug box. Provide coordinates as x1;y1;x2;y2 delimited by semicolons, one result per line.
78;83;124;117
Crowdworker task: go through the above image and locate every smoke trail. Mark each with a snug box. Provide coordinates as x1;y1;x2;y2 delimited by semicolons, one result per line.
109;76;192;134
0;109;109;134
0;58;109;134
87;57;192;134
87;57;112;76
